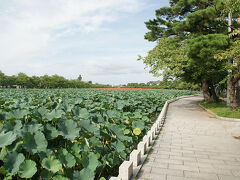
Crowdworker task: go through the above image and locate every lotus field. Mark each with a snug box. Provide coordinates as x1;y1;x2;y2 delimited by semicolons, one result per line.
0;89;197;180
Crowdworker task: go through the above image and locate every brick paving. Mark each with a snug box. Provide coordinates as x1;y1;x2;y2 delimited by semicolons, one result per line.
137;96;240;180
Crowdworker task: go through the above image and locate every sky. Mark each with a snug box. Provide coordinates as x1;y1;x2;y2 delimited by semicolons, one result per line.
0;0;169;85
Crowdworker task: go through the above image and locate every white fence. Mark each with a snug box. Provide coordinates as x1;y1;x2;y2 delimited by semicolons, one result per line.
109;95;197;180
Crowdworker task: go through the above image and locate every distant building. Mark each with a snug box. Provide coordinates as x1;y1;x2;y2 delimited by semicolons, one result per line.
12;85;22;89
147;80;161;86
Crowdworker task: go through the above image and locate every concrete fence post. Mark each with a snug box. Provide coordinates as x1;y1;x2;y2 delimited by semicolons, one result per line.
130;149;141;166
109;177;121;180
137;141;146;156
143;135;150;147
147;131;153;145
119;161;133;180
151;126;156;139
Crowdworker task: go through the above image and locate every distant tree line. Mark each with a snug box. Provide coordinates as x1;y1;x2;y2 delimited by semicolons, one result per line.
123;80;200;90
0;71;111;88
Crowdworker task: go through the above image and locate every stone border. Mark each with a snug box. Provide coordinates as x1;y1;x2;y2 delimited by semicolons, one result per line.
198;103;240;122
109;94;198;180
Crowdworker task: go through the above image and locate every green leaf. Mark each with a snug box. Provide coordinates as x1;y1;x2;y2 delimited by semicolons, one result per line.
2;120;22;134
0;166;7;175
72;107;89;119
112;140;125;153
7;109;29;119
133;128;141;136
57;149;76;168
116;100;126;110
73;168;94;180
37;107;49;117
41;156;62;173
0;147;7;160
109;125;125;141
22;123;43;134
52;175;69;180
78;120;100;136
107;110;118;119
3;152;25;174
58;119;79;141
132;121;145;130
40;169;54;179
99;177;106;180
44;124;59;140
123;129;130;135
82;152;99;171
45;109;64;121
62;103;73;112
3;176;12;180
0;131;16;148
22;131;48;154
18;160;37;178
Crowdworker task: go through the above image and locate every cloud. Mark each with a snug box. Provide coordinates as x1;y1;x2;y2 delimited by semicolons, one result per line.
0;0;164;85
0;0;144;60
86;59;143;76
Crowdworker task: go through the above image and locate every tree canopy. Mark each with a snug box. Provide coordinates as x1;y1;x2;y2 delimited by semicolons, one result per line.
140;0;232;102
0;71;110;89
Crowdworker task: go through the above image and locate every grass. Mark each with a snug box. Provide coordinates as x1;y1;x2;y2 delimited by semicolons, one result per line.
200;100;240;119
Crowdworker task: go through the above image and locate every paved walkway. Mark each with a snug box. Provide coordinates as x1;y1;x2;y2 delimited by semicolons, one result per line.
137;96;240;180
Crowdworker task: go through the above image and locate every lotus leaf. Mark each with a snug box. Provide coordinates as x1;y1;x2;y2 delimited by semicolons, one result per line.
18;160;37;178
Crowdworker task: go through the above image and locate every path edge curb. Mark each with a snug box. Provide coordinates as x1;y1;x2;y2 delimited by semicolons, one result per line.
198;103;240;122
109;94;199;180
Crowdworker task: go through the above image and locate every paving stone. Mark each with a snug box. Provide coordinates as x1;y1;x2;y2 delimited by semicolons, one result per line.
138;172;166;180
143;161;168;169
166;175;201;180
136;97;240;180
197;158;225;164
232;170;240;176
212;163;240;170
183;153;209;159
217;175;240;180
225;160;240;166
170;155;197;162
183;161;213;168
151;167;184;176
199;167;233;176
169;164;199;172
184;171;218;180
209;155;237;161
157;150;182;156
154;158;183;165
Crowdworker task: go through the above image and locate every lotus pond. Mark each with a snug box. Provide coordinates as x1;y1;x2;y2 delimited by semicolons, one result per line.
0;88;197;180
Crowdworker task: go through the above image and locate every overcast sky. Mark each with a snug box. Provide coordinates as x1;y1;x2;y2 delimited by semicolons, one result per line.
0;0;169;85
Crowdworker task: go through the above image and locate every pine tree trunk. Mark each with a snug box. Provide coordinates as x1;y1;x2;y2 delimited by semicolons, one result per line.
202;81;211;101
236;81;240;106
228;77;238;110
209;84;219;103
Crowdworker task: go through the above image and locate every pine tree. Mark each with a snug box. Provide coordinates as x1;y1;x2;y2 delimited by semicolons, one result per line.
141;0;230;102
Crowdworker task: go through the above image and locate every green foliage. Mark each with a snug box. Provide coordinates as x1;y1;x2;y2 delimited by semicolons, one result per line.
41;156;62;173
0;88;198;179
0;131;16;148
3;152;25;174
18;160;37;178
22;131;48;154
74;168;95;180
58;119;79;141
133;128;141;136
201;100;240;118
57;149;76;168
183;34;229;84
141;0;234;102
0;71;111;88
138;37;188;78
